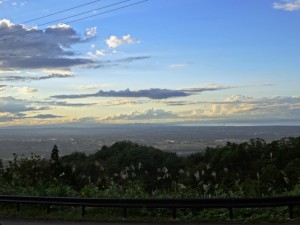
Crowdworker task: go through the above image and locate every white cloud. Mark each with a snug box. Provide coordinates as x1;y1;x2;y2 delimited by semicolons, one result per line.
103;108;179;121
79;84;111;90
106;34;140;48
101;99;149;106
95;50;106;56
169;63;189;69
273;0;300;11
85;27;97;37
19;87;39;94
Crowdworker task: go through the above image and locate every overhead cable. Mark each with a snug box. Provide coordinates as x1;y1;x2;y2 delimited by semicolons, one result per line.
0;0;105;32
0;0;148;42
0;0;131;38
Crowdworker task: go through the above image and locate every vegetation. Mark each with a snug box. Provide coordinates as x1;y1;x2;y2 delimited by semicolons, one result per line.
0;137;300;221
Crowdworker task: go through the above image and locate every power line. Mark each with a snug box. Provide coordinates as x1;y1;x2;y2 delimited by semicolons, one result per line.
64;0;148;25
0;0;148;42
0;0;131;39
0;0;105;33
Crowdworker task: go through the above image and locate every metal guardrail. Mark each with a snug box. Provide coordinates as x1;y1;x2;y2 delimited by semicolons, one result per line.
0;195;300;219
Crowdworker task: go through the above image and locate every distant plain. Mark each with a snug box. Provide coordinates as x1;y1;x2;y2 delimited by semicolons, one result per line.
1;125;300;159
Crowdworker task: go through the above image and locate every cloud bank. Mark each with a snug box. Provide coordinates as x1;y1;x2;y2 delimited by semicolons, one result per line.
103;108;179;121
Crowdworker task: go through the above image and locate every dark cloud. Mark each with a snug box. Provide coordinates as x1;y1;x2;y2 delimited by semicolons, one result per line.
0;73;74;82
0;56;93;70
0;96;47;115
0;20;94;71
52;88;189;99
0;113;63;123
31;114;63;119
86;56;151;69
116;56;151;63
52;86;231;100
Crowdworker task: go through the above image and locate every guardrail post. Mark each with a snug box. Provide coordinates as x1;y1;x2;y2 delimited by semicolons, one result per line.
16;203;20;212
228;207;233;220
289;205;294;219
172;207;177;219
81;206;86;217
123;207;127;218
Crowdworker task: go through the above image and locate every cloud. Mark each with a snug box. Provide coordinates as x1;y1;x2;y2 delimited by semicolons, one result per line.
116;56;151;63
52;86;231;100
83;55;150;69
95;50;105;56
0;73;74;82
85;27;97;37
103;108;179;121
19;87;39;94
31;114;63;119
101;99;149;106
79;84;112;90
106;34;140;48
169;63;189;69
0;84;6;92
0;20;95;71
273;0;300;11
0;96;46;115
45;101;96;107
0;113;63;123
184;95;300;121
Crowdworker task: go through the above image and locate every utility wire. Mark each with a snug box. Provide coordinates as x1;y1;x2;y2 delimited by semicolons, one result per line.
0;0;148;42
0;0;105;33
0;0;131;39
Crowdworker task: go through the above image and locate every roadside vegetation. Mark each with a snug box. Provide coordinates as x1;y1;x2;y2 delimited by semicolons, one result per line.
0;136;300;222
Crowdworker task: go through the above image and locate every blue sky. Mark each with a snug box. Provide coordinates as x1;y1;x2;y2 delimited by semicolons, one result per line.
0;0;300;126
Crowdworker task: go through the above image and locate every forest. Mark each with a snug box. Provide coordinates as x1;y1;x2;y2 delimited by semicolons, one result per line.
0;136;300;221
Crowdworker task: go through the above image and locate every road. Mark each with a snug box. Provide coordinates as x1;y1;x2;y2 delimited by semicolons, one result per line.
0;220;295;225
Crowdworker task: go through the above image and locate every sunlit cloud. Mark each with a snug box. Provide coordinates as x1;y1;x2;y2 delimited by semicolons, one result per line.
0;85;6;92
100;99;149;106
85;27;97;37
103;108;179;121
106;34;140;48
18;87;39;94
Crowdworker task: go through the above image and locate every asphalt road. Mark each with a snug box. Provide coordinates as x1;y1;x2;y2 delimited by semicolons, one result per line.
0;219;219;225
1;220;297;225
0;219;210;225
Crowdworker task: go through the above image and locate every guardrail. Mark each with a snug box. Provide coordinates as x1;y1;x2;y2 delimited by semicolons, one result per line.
0;195;299;220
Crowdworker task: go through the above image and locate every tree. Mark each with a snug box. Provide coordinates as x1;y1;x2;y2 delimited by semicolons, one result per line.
50;144;63;180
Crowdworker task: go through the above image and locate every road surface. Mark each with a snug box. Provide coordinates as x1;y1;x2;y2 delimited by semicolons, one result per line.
0;219;295;225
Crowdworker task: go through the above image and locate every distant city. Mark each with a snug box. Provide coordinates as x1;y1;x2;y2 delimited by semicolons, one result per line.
1;125;300;159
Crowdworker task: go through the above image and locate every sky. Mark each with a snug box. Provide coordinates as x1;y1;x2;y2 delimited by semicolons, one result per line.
0;0;300;127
